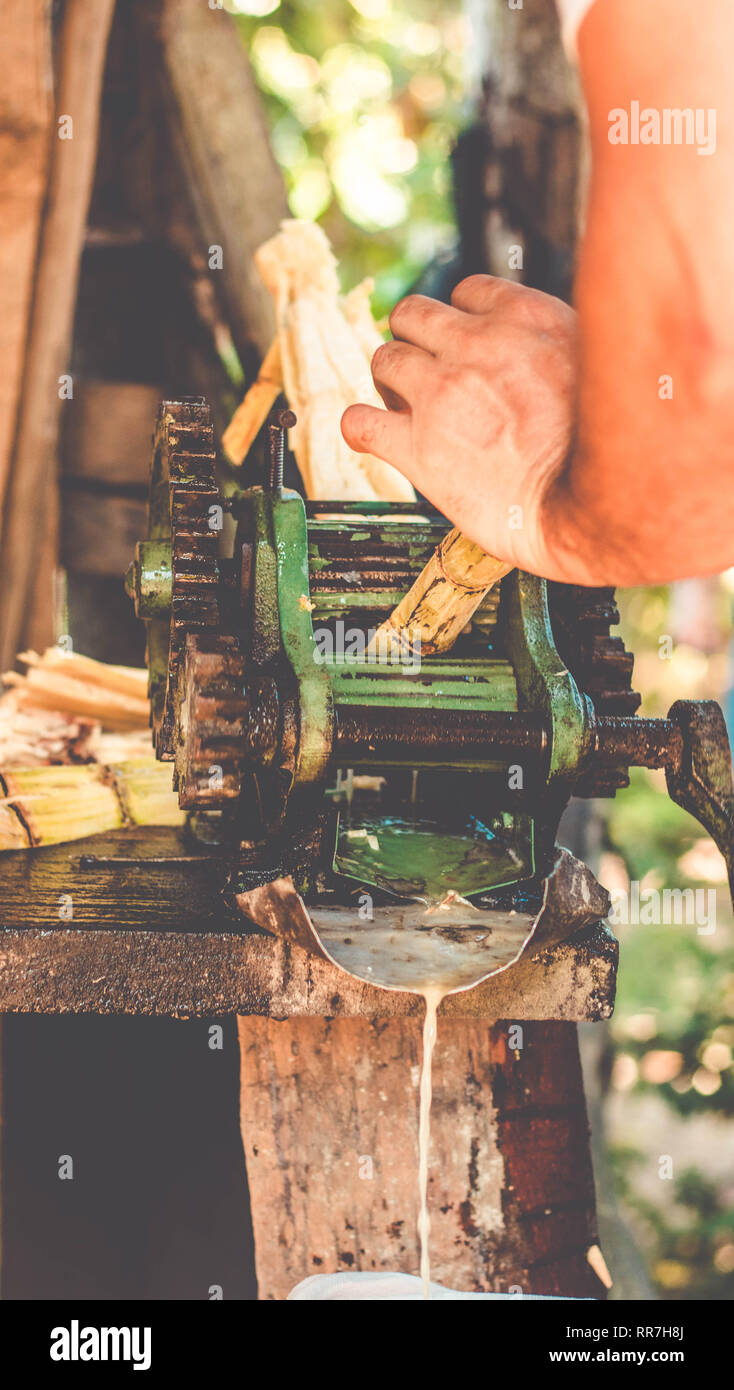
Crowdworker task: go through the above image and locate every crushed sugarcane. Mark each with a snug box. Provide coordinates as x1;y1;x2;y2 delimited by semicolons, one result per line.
229;219;415;501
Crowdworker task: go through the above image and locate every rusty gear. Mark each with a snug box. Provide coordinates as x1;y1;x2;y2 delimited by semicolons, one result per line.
148;398;221;760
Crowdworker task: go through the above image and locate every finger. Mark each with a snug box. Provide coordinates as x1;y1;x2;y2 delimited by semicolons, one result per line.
341;403;411;463
388;293;468;356
371;339;435;404
450;273;515;315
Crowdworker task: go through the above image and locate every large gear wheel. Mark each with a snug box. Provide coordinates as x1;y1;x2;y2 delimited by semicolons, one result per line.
174;633;269;810
131;397;221;760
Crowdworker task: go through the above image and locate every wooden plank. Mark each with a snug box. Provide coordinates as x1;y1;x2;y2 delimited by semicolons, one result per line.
0;0;116;668
155;0;289;363
0;921;617;1022
0;829;616;1021
0;2;52;504
60;490;146;576
61;381;162;485
238;1017;604;1299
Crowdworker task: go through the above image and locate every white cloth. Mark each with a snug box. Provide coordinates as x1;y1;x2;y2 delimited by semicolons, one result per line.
555;0;598;55
288;1273;584;1301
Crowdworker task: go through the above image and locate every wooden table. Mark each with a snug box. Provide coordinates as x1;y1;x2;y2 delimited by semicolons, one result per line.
0;826;615;1298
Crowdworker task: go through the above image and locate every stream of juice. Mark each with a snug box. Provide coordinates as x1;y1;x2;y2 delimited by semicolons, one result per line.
319;899;535;1298
417;986;443;1299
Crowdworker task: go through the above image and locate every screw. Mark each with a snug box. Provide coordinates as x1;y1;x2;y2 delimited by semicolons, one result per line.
267;401;297;492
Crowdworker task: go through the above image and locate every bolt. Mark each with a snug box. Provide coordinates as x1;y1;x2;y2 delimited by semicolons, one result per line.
267;401;297;492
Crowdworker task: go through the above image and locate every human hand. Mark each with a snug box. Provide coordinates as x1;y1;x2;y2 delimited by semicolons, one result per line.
341;275;578;579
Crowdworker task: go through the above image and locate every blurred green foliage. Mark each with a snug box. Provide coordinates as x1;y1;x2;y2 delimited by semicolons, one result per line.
230;0;464;312
609;1151;734;1300
607;591;734;1297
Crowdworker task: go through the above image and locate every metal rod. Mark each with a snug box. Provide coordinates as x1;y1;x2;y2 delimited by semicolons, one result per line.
335;706;548;762
335;706;684;772
595;716;683;770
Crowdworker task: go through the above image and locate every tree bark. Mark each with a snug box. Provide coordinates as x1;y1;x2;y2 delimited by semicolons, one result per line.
457;0;585;300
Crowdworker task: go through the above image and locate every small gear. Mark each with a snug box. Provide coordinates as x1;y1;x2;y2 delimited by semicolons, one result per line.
547;583;641;795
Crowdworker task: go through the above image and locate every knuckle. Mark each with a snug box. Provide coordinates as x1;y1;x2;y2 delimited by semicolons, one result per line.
454;273;489;295
371;340;401;375
452;273;503;304
389;294;424;332
371;341;392;373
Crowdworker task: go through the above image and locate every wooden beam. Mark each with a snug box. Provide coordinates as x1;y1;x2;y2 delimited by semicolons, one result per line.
0;0;116;669
61;381;162;485
0;828;617;1022
0;921;617;1022
60;492;146;577
0;2;52;505
155;0;289;363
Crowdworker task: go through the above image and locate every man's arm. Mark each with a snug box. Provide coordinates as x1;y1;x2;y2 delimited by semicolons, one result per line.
552;0;734;583
343;0;734;586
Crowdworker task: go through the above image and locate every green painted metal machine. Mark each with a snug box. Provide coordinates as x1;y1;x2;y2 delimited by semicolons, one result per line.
127;397;734;921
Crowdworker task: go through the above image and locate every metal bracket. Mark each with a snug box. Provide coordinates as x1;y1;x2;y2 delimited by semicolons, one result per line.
248;488;334;795
503;571;594;784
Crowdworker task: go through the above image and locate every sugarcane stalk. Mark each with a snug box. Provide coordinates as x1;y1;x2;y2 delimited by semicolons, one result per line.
0;759;183;850
222;336;283;465
366;528;513;660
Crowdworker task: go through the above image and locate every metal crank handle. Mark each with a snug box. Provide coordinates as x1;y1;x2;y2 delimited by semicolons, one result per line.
664;700;734;907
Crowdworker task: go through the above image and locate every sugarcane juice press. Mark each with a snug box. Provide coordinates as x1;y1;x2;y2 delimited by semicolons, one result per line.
125;396;734;1294
128;397;733;932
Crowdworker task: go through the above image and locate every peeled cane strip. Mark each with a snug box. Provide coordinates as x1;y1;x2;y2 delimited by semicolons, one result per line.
341;279;384;361
222;337;283;465
111;759;185;829
0;765;125;846
3;668;150;729
16;648;148;700
366;528;513;659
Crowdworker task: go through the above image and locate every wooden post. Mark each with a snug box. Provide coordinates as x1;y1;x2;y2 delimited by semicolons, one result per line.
0;0;116;668
473;0;584;299
238;1016;604;1300
0;3;52;506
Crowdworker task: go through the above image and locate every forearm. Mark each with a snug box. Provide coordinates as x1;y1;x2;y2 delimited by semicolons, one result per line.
547;0;734;586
